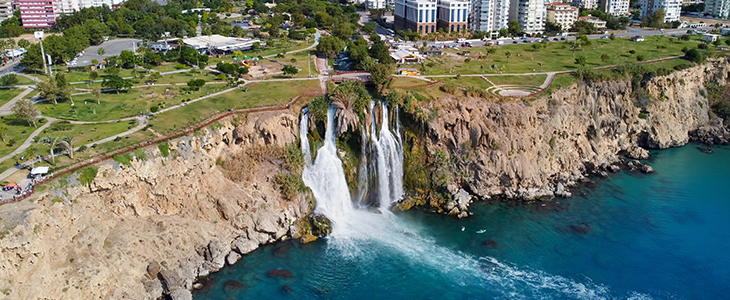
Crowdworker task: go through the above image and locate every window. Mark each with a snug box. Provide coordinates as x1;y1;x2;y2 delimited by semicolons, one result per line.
419;10;422;22
419;25;423;32
451;9;454;21
431;25;435;32
451;24;454;31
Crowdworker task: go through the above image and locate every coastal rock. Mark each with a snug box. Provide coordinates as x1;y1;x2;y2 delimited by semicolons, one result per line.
147;262;161;279
232;237;259;255
169;289;193;300
625;145;650;160
608;165;621;173
283;284;293;293
555;182;572;198
641;164;655;174
226;252;242;265
688;119;730;145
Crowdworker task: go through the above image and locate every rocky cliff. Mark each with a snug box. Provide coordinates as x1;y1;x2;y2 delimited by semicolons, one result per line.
408;58;730;214
0;111;311;300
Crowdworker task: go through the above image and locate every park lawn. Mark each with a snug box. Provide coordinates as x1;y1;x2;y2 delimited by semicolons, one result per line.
426;36;704;75
31;121;136;157
430;76;492;89
146;62;191;73
268;50;320;78
39;86;208;122
150;79;321;134
0;116;38;159
0;88;25;106
390;76;429;88
405;83;448;101
487;74;547;87
13;76;36;86
154;70;222;85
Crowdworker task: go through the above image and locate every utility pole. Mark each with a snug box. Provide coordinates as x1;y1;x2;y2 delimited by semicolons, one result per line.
35;31;48;75
307;53;310;77
47;55;53;77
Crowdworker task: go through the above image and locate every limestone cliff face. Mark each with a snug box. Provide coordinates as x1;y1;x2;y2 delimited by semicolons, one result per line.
0;111;309;300
422;58;730;203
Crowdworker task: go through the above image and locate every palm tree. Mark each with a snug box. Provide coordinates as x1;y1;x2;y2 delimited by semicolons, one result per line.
505;51;511;63
41;136;60;164
570;42;580;57
97;47;105;56
329;82;370;135
58;136;73;159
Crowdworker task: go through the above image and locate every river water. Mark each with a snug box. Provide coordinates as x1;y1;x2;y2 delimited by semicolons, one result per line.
194;144;730;300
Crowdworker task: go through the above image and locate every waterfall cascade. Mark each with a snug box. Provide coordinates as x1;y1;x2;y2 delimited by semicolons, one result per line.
369;101;404;211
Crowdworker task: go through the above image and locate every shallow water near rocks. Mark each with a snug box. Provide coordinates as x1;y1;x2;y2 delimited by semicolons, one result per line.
194;144;730;299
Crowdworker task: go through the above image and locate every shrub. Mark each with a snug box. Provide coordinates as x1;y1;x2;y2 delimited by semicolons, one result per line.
112;153;132;166
684;48;707;64
158;143;170;157
77;145;87;152
636;55;645;62
274;172;307;200
440;82;458;94
698;43;709;50
150;105;160;113
638;113;648;119
628;49;636;55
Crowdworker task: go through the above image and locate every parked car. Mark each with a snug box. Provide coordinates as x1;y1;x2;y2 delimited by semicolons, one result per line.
560;37;566;40
512;40;518;44
553;38;559;41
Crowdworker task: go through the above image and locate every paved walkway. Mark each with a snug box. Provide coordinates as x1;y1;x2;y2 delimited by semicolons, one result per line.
0;88;34;115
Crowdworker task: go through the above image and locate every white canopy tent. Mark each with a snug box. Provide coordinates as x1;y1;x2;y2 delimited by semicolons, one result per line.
30;166;49;175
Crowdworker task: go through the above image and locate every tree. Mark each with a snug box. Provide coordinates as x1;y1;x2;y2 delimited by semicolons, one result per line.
572;20;596;34
508;20;521;36
282;65;299;76
363;22;377;35
119;50;141;68
575;56;587;67
570;42;580;56
187;79;206;91
37;78;60;105
642;8;666;30
17;38;30;49
40;136;60;164
102;75;133;93
91;86;101;105
89;71;99;81
505;51;511;63
105;66;120;76
12;98;39;127
610;33;616;40
330;81;371;134
58;136;74;159
545;21;562;34
98;47;105;56
367;63;394;90
684;48;706;64
149;72;162;83
600;54;610;62
316;35;346;59
0;74;18;86
20;43;45;73
83;19;111;45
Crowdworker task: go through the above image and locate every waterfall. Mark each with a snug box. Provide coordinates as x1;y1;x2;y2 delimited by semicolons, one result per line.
301;107;352;226
300;107;311;165
355;126;369;205
369;101;404;211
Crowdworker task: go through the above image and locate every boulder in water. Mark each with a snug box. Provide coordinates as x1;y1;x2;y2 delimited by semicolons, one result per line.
640;164;655;174
226;252;241;265
224;280;245;291
282;284;293;293
570;224;590;234
268;269;295;278
482;239;498;248
697;147;713;154
310;214;332;237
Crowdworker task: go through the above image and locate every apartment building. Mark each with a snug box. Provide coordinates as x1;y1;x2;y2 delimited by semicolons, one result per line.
394;0;438;34
366;0;387;9
546;2;578;30
578;14;607;29
600;0;630;15
436;0;470;32
703;0;729;19
508;0;545;34
17;0;59;28
469;0;510;32
0;0;12;22
639;0;682;22
572;0;598;9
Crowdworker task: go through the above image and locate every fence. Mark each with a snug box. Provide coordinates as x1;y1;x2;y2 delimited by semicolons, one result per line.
0;93;315;206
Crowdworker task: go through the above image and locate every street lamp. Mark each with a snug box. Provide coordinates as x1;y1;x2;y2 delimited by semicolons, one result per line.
34;31;49;76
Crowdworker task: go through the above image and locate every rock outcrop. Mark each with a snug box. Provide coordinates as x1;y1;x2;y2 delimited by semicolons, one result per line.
0;111;311;300
418;58;730;204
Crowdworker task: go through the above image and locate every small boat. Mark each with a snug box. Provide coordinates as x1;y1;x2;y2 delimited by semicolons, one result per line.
461;226;465;231
476;229;486;234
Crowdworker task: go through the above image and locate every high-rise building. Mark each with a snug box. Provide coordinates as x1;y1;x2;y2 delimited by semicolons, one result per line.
18;0;59;28
600;0;630;15
508;0;544;34
572;0;598;9
546;2;578;30
639;0;682;22
366;0;387;9
703;0;729;19
436;0;470;33
58;0;80;14
469;0;510;32
394;0;439;34
0;0;13;22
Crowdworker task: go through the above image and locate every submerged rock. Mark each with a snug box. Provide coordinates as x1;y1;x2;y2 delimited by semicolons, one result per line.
482;239;498;248
224;280;245;291
282;284;293;293
697;147;714;154
268;269;295;278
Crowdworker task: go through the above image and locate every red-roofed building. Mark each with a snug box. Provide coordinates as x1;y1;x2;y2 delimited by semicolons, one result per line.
578;14;606;29
546;2;578;30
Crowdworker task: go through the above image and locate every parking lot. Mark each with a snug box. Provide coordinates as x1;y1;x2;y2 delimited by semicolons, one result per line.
74;38;142;67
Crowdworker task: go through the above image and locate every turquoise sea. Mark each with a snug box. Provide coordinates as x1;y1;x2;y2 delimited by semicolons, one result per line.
194;144;730;299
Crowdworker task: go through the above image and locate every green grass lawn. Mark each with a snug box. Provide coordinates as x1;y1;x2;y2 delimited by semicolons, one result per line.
431;76;493;89
390;76;429;88
0;88;25;106
487;74;547;86
0;116;38;159
153;70;221;85
424;36;707;75
31;121;136;156
267;50;320;79
39;86;208;121
150;79;321;134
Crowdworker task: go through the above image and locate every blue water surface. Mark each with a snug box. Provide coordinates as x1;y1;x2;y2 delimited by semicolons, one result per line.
194;144;730;300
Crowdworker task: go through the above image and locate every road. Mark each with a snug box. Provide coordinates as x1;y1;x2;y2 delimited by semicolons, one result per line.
75;39;143;67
